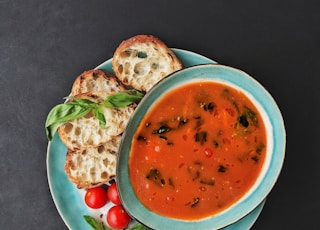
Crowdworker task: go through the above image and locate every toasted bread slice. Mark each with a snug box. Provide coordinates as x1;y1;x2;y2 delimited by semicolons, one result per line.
58;92;135;151
71;69;126;95
64;135;120;189
112;35;183;92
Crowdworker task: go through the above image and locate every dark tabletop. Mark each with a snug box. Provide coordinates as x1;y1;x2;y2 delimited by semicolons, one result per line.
1;0;319;229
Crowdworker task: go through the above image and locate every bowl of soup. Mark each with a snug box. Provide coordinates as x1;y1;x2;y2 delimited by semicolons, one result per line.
116;64;286;230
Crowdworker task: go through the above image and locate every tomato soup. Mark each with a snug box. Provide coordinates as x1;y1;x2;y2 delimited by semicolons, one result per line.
129;81;267;220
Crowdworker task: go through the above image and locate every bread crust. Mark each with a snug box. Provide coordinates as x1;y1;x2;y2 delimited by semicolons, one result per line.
112;35;183;92
71;69;126;95
64;135;121;189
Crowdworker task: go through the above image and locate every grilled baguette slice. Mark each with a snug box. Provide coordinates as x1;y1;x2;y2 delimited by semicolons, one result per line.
64;135;120;189
71;69;126;96
112;35;183;92
57;91;135;151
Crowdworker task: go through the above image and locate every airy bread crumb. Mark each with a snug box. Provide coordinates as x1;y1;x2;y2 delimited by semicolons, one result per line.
64;135;121;189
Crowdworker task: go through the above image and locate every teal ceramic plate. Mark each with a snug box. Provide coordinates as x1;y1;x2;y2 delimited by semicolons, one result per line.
47;49;269;230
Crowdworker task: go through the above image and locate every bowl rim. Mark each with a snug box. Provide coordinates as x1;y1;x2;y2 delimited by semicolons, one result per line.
116;64;286;230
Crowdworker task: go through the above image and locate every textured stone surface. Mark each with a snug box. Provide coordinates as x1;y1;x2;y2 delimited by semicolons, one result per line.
1;0;319;229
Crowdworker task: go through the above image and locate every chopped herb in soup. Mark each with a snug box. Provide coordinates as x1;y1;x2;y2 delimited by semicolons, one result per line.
129;82;267;220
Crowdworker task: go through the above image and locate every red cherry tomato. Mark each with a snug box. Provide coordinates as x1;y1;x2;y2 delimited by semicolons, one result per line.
107;205;131;229
107;183;122;205
84;187;108;209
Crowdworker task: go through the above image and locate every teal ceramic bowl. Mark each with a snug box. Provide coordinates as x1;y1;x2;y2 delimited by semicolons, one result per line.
116;64;286;230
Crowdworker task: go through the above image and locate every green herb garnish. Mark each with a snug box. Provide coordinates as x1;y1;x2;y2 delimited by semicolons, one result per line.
83;215;149;230
202;102;215;112
130;223;149;230
152;125;172;134
103;90;144;108
137;51;148;58
190;197;200;208
218;165;228;173
45;90;144;141
256;143;265;154
83;215;110;230
245;106;258;126
238;114;249;128
146;168;166;187
195;131;207;145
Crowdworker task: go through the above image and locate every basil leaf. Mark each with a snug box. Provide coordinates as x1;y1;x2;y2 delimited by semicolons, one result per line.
93;105;106;128
45;103;86;126
245;106;258;126
45;90;144;141
83;215;110;230
84;215;149;230
45;120;65;142
103;90;144;108
68;97;97;107
130;223;149;230
45;103;91;140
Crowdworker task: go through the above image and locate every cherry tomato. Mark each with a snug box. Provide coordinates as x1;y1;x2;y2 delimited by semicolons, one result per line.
107;183;122;205
107;205;131;229
84;187;108;209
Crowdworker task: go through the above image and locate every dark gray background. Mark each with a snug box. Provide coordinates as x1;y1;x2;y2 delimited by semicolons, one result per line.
1;0;319;229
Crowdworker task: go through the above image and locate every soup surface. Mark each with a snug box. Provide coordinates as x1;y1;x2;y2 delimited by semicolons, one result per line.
129;81;266;220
